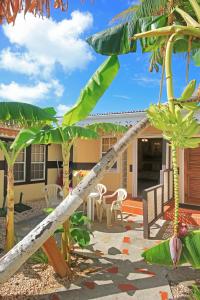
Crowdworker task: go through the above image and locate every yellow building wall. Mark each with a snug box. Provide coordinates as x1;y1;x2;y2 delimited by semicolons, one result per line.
48;144;62;161
0;150;4;160
14;183;45;203
73;139;100;163
47;169;58;185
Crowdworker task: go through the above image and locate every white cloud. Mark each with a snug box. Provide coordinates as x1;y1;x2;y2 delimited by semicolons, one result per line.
132;75;160;86
113;94;131;100
1;11;94;77
0;80;64;103
128;0;140;5
56;104;71;116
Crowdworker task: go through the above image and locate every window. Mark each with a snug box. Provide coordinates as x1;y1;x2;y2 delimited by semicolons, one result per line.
31;145;45;181
102;137;117;170
14;149;26;182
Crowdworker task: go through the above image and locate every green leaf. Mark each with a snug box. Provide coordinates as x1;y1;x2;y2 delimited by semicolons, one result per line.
63;56;120;126
0;102;56;127
193;49;200;66
70;211;90;226
87;23;136;55
10;128;40;153
142;230;200;268
23;126;98;145
86;122;127;134
70;228;91;248
43;207;55;214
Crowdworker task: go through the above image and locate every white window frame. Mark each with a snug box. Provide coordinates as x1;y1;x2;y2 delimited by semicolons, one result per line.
101;136;118;172
14;149;26;183
31;145;46;182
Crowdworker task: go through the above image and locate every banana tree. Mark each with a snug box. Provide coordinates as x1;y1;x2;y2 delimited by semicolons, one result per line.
0;102;56;251
13;55;126;265
131;1;200;267
87;0;200;86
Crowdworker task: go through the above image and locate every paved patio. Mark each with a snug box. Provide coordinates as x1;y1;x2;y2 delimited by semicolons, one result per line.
11;209;200;300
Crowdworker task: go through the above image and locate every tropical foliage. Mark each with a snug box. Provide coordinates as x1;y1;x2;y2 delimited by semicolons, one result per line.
87;0;200;268
17;55;126;268
0;103;56;251
87;0;200;72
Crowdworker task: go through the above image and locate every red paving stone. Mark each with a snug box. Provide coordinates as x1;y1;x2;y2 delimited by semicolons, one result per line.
83;281;96;289
123;236;131;243
106;266;118;274
122;248;129;255
135;268;156;276
118;283;138;292
159;291;169;300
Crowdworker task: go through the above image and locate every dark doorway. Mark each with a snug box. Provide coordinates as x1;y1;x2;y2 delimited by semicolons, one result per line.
138;138;163;196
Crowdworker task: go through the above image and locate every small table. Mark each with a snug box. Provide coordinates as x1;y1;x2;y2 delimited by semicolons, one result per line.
87;192;100;228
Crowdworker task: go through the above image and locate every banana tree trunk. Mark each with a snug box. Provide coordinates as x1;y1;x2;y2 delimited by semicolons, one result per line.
171;143;180;236
61;142;71;263
5;165;15;251
0;117;149;283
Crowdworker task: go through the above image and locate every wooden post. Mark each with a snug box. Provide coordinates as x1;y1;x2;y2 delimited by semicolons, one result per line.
42;237;70;278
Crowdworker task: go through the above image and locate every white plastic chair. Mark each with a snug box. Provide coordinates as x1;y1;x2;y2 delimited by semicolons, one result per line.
99;188;127;226
43;184;63;207
95;183;107;220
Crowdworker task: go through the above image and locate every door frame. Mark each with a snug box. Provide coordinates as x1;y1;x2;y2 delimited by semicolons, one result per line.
132;135;163;198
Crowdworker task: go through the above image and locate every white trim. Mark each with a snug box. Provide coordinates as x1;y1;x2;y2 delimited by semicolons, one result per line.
179;148;185;203
132;138;137;197
133;136;164;197
30;145;46;181
100;136;119;173
14;149;26;183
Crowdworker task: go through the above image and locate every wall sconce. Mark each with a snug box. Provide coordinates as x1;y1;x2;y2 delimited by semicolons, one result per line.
141;138;148;142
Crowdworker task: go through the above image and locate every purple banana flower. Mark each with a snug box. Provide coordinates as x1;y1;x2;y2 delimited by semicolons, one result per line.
169;236;183;267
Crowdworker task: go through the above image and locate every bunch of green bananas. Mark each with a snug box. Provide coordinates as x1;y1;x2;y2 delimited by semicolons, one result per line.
147;104;200;148
177;79;199;111
147;79;200;148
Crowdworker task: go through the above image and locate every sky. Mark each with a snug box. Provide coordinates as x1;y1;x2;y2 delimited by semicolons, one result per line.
0;0;199;116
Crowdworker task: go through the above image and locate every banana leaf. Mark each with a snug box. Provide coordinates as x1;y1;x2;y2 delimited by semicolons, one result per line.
86;122;127;134
142;230;200;268
0;102;56;127
193;49;200;66
87;23;136;55
63;56;120;126
11;126;98;150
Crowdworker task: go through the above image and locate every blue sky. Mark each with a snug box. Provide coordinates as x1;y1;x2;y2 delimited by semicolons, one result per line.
0;0;199;116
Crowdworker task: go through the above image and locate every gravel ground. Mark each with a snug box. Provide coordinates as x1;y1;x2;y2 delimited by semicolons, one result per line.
0;255;100;300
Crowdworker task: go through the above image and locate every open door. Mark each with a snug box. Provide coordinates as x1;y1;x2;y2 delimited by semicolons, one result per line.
137;138;163;196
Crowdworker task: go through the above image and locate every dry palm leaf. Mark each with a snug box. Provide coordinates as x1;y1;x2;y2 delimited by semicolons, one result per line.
0;0;93;25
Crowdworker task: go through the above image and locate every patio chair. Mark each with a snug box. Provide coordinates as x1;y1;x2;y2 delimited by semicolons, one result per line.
43;184;63;208
84;183;107;217
95;183;107;220
99;188;127;227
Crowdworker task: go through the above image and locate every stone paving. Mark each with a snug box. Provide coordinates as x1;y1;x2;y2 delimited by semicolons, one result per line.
2;211;200;299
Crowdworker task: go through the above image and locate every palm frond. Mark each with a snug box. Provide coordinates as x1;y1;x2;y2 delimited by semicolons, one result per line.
0;0;93;25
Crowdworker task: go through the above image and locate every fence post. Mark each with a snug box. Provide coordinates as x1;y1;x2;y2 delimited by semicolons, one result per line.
142;190;149;239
